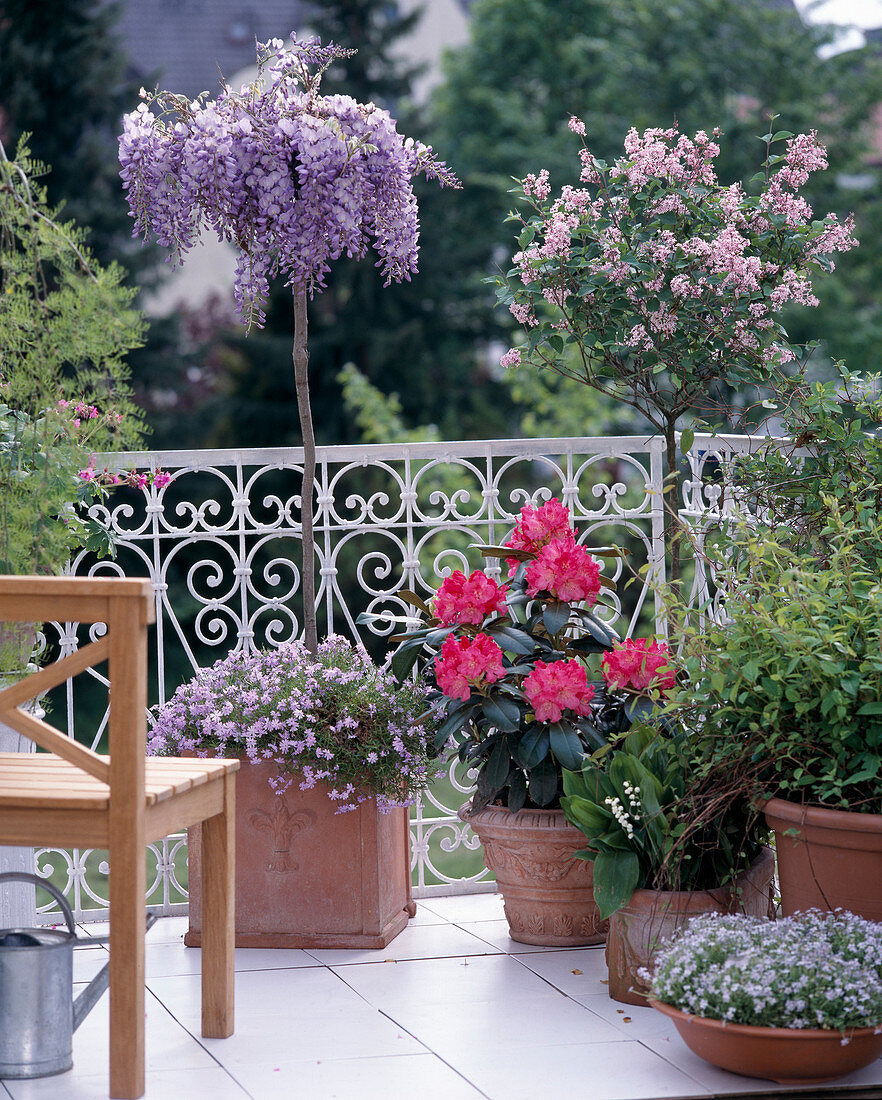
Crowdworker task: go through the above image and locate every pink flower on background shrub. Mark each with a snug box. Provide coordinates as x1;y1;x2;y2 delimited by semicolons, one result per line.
434;633;506;701
602;637;676;695
523;659;595;723
505;497;574;573
525;537;602;604
433;569;508;626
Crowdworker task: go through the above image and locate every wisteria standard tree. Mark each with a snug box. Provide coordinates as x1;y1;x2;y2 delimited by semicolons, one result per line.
496;122;856;581
119;34;458;650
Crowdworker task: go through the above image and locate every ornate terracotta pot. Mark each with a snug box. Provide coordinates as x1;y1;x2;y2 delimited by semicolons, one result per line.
458;802;607;946
763;796;882;920
186;759;414;949
653;1001;882;1085
606;848;775;1006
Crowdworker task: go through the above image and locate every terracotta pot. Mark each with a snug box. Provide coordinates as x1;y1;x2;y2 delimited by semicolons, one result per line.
764;796;882;920
606;848;775;1006
458;802;607;946
185;759;414;949
652;1001;882;1085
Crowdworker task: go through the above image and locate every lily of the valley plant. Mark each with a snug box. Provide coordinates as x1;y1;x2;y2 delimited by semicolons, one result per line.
119;33;458;650
496;122;856;579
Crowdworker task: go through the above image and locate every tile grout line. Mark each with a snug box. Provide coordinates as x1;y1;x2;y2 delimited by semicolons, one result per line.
143;985;256;1100
374;1008;494;1100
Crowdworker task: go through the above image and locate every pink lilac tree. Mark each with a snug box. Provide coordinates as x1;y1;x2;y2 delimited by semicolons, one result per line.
496;121;856;581
119;34;458;651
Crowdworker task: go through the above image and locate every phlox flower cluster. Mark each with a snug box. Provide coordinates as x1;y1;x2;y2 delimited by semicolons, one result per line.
432;569;508;626
523;658;594;723
119;34;458;329
148;635;434;813
601;637;675;695
644;910;882;1032
434;633;506;702
501;123;856;379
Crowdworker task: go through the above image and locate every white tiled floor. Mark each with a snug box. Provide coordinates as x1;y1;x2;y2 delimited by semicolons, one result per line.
3;893;882;1100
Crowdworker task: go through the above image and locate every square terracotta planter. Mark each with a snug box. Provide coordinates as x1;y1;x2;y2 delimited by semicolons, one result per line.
185;759;414;949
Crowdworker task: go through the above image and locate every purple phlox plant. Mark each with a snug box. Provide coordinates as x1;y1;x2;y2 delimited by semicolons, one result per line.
119;33;459;329
642;909;882;1034
148;634;437;813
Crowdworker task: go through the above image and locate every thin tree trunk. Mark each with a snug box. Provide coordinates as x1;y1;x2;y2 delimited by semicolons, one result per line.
664;421;681;587
293;290;318;654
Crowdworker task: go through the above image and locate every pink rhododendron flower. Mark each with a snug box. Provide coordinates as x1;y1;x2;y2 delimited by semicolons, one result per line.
434;633;506;702
523;659;594;723
153;470;172;488
601;637;676;695
505;497;575;573
433;570;508;626
525;537;602;605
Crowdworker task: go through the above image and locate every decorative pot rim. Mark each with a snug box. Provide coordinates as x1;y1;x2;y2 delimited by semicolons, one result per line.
621;847;775;909
651;1000;882;1041
763;796;882;834
457;801;573;829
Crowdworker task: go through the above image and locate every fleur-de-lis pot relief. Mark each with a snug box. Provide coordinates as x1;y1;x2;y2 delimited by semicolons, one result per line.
245;795;316;874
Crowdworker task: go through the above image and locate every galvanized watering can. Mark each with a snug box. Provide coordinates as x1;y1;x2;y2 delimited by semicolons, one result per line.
0;871;154;1079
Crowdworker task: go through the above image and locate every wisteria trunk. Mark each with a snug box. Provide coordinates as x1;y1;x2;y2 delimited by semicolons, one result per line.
293;290;318;655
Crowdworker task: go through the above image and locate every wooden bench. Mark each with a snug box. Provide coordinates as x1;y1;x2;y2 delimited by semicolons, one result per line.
0;576;239;1099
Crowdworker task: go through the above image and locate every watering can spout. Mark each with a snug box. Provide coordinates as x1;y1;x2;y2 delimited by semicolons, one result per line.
72;913;157;1032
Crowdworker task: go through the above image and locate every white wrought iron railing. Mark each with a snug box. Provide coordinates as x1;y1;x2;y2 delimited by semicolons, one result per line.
23;431;760;921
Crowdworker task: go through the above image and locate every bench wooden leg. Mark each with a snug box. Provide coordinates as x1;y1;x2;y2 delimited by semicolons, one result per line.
108;845;146;1098
200;770;235;1037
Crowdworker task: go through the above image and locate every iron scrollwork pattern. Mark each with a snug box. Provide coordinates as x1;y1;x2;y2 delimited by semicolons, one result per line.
31;434;676;920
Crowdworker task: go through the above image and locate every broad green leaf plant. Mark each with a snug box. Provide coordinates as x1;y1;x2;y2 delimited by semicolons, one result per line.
561;724;764;919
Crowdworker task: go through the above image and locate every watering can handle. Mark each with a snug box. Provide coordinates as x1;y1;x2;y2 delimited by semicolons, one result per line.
0;871;76;936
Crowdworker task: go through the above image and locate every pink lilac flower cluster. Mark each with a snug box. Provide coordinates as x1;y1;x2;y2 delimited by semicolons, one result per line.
601;637;675;695
434;633;506;701
501;124;856;376
644;910;882;1032
523;659;595;723
119;34;458;329
148;635;434;813
432;569;508;626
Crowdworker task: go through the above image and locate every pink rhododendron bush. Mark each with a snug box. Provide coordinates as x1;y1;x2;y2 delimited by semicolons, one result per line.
364;499;673;811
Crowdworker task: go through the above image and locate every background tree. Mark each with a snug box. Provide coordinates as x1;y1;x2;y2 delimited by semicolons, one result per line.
424;0;882;418
0;0;207;449
0;0;145;269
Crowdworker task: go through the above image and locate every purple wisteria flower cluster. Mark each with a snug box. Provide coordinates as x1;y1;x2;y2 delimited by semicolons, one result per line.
148;635;437;813
119;34;459;328
643;910;882;1033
